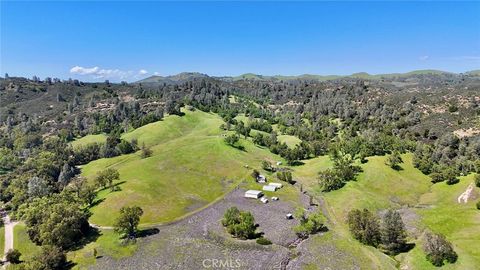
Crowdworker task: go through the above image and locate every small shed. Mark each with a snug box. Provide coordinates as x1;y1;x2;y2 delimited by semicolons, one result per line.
262;185;277;192
245;190;263;199
257;175;267;183
260;197;269;204
269;183;283;189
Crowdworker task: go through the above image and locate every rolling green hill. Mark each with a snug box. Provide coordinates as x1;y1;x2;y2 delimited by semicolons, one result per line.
81;109;283;226
72;109;479;268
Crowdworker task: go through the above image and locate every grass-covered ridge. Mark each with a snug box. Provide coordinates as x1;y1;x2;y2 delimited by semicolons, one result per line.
81;109;282;226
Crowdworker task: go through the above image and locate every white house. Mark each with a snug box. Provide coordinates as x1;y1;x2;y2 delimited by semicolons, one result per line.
262;185;277;192
269;183;283;189
244;190;263;199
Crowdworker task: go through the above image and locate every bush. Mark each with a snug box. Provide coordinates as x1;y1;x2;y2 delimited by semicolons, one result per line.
446;177;459;185
293;209;327;239
476;201;480;210
318;169;344;192
256;237;272;245
6;249;21;264
141;145;152;159
224;133;240;147
423;231;457;266
474;174;480;188
347;209;380;247
222;207;257;240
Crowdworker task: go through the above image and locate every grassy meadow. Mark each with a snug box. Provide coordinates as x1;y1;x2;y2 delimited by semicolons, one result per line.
71;134;107;148
81;109;283;226
0;224;4;257
293;153;480;269
13;223;41;261
67;229;138;269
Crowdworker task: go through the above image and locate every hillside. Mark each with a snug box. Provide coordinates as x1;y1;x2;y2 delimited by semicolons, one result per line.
81;109;284;226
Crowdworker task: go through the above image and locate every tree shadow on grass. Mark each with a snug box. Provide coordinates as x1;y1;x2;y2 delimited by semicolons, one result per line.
70;227;101;252
391;165;404;171
289;160;305;166
233;145;247;152
89;198;105;207
136;228;160;238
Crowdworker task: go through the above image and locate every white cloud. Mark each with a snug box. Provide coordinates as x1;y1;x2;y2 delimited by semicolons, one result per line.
419;55;429;61
153;71;161;76
70;66;100;75
70;66;150;81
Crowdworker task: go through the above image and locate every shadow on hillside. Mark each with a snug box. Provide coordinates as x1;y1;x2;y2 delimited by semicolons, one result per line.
401;243;416;253
392;165;404;171
89;198;105;207
70;227;101;252
136;228;160;238
233;145;247;152
98;180;126;193
289;160;305;166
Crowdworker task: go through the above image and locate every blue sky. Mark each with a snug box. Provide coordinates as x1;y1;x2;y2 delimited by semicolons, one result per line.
1;1;479;81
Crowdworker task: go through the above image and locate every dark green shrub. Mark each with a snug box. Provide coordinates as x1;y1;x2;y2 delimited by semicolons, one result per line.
256;237;272;245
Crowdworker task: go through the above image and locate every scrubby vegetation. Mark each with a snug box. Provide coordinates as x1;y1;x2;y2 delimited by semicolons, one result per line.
423;231;457;267
347;208;409;255
293;209;327;239
222;207;257;240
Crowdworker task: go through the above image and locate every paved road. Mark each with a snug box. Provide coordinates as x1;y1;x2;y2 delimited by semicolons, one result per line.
2;214;18;266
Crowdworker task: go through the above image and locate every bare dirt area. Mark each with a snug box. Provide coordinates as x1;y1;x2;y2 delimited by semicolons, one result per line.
90;188;314;270
457;183;477;203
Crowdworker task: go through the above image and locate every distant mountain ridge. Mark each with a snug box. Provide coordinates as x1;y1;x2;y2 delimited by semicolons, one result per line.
136;69;475;84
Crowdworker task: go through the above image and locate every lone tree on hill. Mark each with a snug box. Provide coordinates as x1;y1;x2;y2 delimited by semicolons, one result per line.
94;168;120;190
380;209;407;255
386;151;403;170
224;133;240;147
114;206;144;239
423;231;457;266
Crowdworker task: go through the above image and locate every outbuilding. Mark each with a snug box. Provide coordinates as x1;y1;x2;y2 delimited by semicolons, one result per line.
262;185;277;192
257;175;267;183
269;183;283;189
244;190;263;199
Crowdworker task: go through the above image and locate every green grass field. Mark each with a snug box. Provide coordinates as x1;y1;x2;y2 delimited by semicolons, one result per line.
13;223;41;261
0;225;4;257
71;134;107;148
67;229;138;269
81;109;283;226
402;174;480;270
277;134;302;148
293;154;480;269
